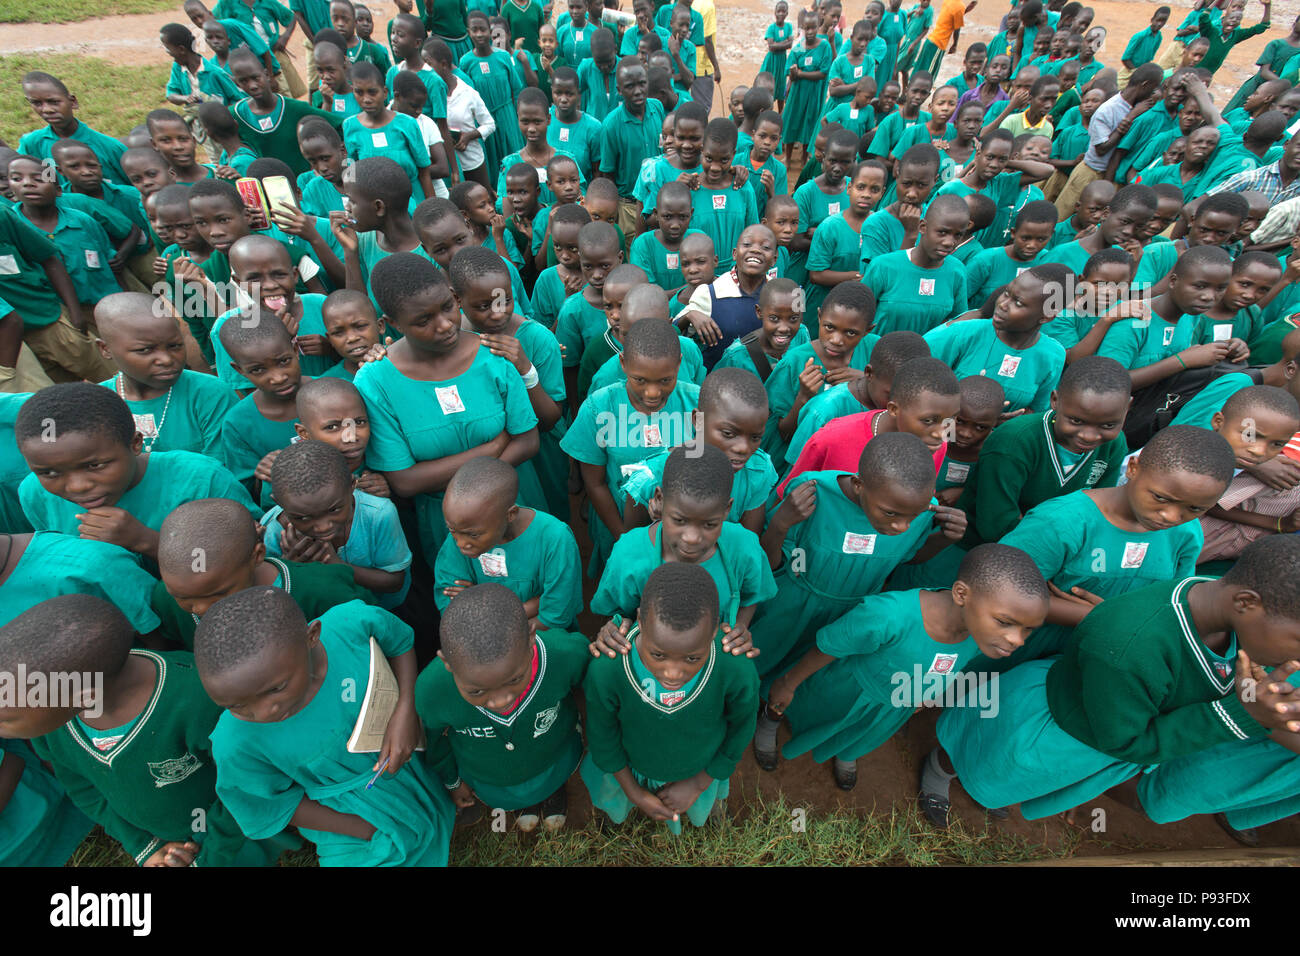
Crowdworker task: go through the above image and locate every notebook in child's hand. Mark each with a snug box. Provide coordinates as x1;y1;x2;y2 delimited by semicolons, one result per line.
347;637;424;754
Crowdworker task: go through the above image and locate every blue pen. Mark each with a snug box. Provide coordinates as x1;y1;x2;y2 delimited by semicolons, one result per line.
367;757;391;789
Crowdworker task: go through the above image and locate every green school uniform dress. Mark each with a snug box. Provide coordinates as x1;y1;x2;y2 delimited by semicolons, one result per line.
581;623;759;833
962;246;1043;311
554;291;608;367
805;213;866;319
586;332;706;394
940;578;1269;819
417;628;588;809
761;337;877;463
343;112;433;201
0;392;33;534
167;58;245;105
0;739;92;867
994;491;1202;668
592;521;778;626
33;649;295;866
630;228;705;290
823;53;878;117
18;122;129;187
934;171;1022;249
210;297;336;393
299;173;346;219
433;509;582;630
621;447;779;527
923;319;1065;412
1196;307;1266;348
821;102;876;140
150;555;370;649
98;370;236;459
689;184;758;274
217;394;299;509
863;249;968;336
868;109;931;162
459;48;526;181
762;21;795;99
635;157;701;215
749;470;935;680
1170;371;1254;430
561;380;700;578
1122;26;1163;69
1116;106;1179;181
232;95;344;178
0;531;159;633
1097;312;1200;370
782;38;835;150
19;450;257;541
211;602;455;866
1227;36;1300;112
957;409;1127;549
261;489;412;609
781;588;982;763
712;326;811;381
529;266;570;332
311;88;362;121
495;149;586;212
548;109;603;180
792;180;849;311
859;208;909;266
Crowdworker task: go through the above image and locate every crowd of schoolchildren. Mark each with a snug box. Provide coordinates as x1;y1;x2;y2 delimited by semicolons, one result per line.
3;0;1300;868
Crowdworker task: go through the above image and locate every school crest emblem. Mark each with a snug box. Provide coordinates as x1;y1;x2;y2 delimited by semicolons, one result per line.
533;705;558;738
1215;661;1232;680
1087;461;1108;485
148;753;203;788
928;653;958;675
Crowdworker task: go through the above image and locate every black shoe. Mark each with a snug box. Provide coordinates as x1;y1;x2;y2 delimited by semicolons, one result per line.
753;739;779;772
1215;812;1260;848
541;787;568;832
833;758;858;791
918;790;951;829
455;802;486;828
986;806;1011;821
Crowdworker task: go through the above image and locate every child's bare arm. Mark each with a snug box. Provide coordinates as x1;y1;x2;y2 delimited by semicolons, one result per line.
290;796;376;839
580;460;625;535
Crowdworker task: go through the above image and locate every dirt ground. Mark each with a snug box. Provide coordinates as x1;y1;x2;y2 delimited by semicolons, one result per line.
3;1;1298;859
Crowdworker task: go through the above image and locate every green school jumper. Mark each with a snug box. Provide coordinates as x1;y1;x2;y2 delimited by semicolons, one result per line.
592;521;778;625
97;369;237;458
620;446;779;526
32;650;294;866
781;588;982;764
581;625;759;832
211;601;455;866
940;577;1269;819
749;471;934;681
150;556;371;650
992;490;1202;669
432;509;583;631
923;319;1065;412
415;629;589;809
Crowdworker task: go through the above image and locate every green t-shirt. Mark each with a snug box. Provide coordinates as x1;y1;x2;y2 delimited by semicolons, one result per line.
862;249;968;335
97;369;238;458
923;318;1065;412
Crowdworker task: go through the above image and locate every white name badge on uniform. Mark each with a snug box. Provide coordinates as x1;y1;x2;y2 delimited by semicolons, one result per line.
259;116;274;130
945;460;970;483
853;66;863;77
712;194;727;210
1016;266;1029;276
479;61;491;74
805;56;814;66
767;266;779;280
537;167;548;183
918;277;936;296
132;413;158;440
575;30;584;41
1213;323;1233;342
665;252;679;269
478;549;508;577
998;354;1021;378
84;250;100;269
643;423;663;447
928;653;958;675
334;97;347;112
828;202;841;215
559;126;570;142
435;384;465;414
372;131;388;148
849;108;860;119
620;461;652;480
0;255;17;275
1121;541;1149;569
1162;325;1176;346
842;531;876;554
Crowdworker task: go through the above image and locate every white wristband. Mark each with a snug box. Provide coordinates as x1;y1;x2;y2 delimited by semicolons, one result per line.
521;364;540;388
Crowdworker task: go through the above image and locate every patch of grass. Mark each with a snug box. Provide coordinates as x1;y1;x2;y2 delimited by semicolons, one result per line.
0;0;177;25
0;54;170;142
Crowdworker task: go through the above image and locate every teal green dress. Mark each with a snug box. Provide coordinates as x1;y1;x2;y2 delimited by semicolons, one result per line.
749;470;935;681
342;112;433;201
805;213;866;319
513;318;569;521
782;589;981;763
923;319;1065;412
356;346;542;568
762;22;795;99
0;392;35;534
1097;312;1201;370
782;38;834;150
218;395;300;510
621;447;779;526
458;48;525;182
762;336;878;464
863;249;968;336
210;601;455;866
97;370;237;458
0;739;93;867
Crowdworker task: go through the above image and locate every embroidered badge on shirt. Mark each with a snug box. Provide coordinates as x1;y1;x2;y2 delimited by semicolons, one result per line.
1162;325;1176;346
805;56;814;66
435;384;465;414
148;753;203;788
643;423;663;447
559;127;570;141
659;689;686;706
334;97;347;112
259;116;274;130
1121;541;1149;569
945;460;970;483
998;355;1021;378
533;705;559;737
1213;323;1233;342
849;107;860;118
132;413;158;440
853;66;863;77
928;653;958;675
479;61;491;74
666;252;679;269
828;202;841;215
537;167;548;183
918;277;936;296
712;194;727;210
575;30;584;40
478;549;508;577
1087;460;1108;485
842;531;876;553
372;131;388;148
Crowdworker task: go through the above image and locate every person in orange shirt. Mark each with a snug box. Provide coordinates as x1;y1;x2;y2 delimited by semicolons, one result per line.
912;0;978;80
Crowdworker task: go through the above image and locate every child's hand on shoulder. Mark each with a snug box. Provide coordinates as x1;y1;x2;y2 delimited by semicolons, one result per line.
719;621;758;657
1238;653;1300;734
357;469;390;497
730;165;750;189
928;502;967;541
255;449;282;484
590;616;633;658
480;333;530;373
78;507;153;554
143;839;200;867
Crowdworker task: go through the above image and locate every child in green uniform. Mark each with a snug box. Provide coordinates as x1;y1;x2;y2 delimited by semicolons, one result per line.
4;595;293;866
925;264;1067;414
859;143;941;263
93;293;237;459
824;19;880;118
713;278;809;383
927;534;1300;826
995;424;1234;672
594;444;776;649
863;192;970;336
228;50;345;179
1041;248;1135;362
1043;182;1154;277
16;384;255;563
562;318;700;579
791;129;859;309
296;121;350;220
17;72;130;186
758;543;1049;789
629;182;701;291
418;582;588;830
750;432;968;682
555;221;623;396
311;40;362;120
318;290;387;383
436;457;581;631
294;375;390;498
1121;6;1169;80
577;265;649;401
781;10;834;166
960;199;1056;310
737;107;788;224
933;127;1054;250
763;1;795;106
581;562;759;831
260;440;412;609
356;250;540;555
532;204;592;334
956;354;1132;550
146;110;217;186
460;11;526;184
684;121;758;275
867;70;933;163
0;737;92;867
807;161;888;320
216;316;309;509
343;62;436;202
623;367;779;537
763;282;878;464
933;375;1003;504
200;586;454;865
1193;251;1279;350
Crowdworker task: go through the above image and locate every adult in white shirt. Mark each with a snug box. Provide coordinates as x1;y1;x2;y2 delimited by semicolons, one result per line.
428;37;497;188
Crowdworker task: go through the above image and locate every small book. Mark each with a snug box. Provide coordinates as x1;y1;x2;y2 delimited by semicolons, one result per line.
347;637;418;754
